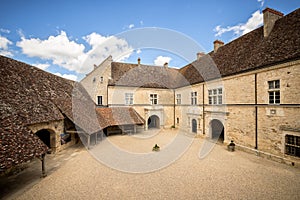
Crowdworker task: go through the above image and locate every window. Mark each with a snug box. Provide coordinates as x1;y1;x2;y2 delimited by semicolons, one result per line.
268;80;280;104
150;94;158;105
125;93;133;105
176;94;181;105
97;96;103;105
176;117;179;124
100;76;103;83
191;92;197;105
285;135;300;157
208;88;223;105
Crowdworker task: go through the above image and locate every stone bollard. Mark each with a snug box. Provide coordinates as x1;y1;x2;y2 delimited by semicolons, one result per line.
228;140;235;152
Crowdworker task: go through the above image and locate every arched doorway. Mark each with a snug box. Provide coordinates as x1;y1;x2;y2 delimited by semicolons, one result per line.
192;119;197;133
35;129;53;148
148;115;160;129
211;119;224;142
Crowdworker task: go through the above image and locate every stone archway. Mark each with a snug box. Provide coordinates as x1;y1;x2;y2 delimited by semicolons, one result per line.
35;129;56;152
148;115;160;129
192;119;197;133
210;119;224;142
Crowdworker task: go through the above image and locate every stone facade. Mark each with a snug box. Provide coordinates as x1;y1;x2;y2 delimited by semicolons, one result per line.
81;56;113;106
81;8;300;163
27;119;78;153
83;58;300;163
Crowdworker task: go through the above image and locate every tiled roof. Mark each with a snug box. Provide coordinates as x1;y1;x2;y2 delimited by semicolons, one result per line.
109;62;181;89
109;8;300;88
96;107;145;129
179;8;300;85
0;56;99;171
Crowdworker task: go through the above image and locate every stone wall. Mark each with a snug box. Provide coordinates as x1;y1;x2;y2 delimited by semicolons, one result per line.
108;86;175;128
27;120;64;153
81;56;112;105
176;60;300;162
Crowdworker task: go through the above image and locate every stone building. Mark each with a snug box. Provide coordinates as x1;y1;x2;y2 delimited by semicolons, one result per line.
82;8;300;162
0;55;144;173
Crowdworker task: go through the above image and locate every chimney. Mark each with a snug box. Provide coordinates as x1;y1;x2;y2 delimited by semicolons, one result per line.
213;40;224;53
163;62;168;68
137;57;141;65
197;52;205;60
263;8;283;37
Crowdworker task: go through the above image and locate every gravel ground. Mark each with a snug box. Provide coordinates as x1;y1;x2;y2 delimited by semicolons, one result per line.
15;129;300;200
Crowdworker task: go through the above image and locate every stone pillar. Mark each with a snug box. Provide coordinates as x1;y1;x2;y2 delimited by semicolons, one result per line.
41;153;47;178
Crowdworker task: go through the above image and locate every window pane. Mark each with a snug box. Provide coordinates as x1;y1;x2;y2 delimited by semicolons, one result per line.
213;96;217;104
218;88;222;94
269;92;274;104
209;96;212;104
218;95;222;104
296;137;300;146
208;90;212;95
213;89;217;95
275;80;280;88
268;81;274;89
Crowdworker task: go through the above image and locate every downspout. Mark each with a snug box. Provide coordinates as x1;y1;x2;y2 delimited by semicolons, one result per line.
255;73;258;149
202;84;205;134
173;89;176;127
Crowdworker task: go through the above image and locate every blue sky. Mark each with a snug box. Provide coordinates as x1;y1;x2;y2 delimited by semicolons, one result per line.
0;0;299;81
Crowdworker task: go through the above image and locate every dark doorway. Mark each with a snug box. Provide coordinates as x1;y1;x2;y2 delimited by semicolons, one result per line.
148;115;160;129
211;119;224;142
192;119;197;133
36;129;51;148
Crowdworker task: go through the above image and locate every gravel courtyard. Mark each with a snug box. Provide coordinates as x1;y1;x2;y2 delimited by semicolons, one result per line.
15;129;300;200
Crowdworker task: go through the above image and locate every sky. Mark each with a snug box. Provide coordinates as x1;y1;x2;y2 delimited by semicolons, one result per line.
0;0;299;81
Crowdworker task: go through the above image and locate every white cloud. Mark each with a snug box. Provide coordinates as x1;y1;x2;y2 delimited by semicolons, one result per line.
214;10;263;37
0;28;10;34
154;56;172;66
128;24;135;29
34;63;50;70
0;35;13;56
54;72;78;81
136;49;142;54
17;31;133;74
257;0;265;8
82;32;133;66
140;21;144;26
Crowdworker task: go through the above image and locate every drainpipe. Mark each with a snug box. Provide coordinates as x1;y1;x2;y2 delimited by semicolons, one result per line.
255;73;258;149
173;89;176;127
202;84;205;134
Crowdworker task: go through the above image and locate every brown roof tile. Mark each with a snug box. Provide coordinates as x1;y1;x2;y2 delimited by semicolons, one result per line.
96;107;144;129
179;8;300;85
0;56;100;171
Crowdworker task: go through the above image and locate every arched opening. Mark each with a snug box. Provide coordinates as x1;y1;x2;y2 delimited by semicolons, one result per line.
211;119;224;142
148;115;160;129
192;119;197;133
35;129;52;148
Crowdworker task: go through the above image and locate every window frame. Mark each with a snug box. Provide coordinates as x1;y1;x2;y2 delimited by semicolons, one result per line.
97;96;103;106
176;94;181;105
191;92;197;105
268;80;280;104
208;88;223;105
125;93;134;105
150;94;158;105
285;134;300;157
